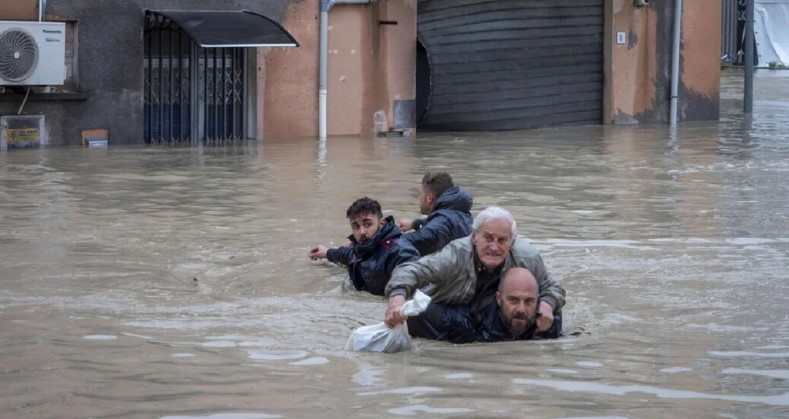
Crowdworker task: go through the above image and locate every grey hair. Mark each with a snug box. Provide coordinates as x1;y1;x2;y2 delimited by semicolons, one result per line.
472;206;517;240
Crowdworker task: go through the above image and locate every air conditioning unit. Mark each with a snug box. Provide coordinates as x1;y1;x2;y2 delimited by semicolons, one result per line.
0;21;66;86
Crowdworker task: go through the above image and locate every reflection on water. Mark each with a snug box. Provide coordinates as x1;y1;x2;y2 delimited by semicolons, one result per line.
1;71;788;417
512;378;789;406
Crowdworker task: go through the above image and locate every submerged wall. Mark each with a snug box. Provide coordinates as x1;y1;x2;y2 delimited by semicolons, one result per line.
0;0;296;145
263;0;416;138
1;0;723;146
606;0;721;124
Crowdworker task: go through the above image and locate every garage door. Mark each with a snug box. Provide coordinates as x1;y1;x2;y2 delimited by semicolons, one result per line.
417;0;604;131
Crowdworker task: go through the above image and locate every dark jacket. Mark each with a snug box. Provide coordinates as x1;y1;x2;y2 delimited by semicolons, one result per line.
476;302;563;342
326;216;419;296
411;301;563;344
403;186;473;256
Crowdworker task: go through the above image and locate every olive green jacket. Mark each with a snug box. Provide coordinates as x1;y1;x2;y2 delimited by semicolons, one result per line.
385;236;565;311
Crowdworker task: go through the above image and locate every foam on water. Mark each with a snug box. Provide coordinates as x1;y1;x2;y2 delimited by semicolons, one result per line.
513;378;789;406
82;335;117;340
387;404;476;416
161;414;281;419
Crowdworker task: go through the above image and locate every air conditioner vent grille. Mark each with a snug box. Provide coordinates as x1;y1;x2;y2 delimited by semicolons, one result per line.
0;28;38;82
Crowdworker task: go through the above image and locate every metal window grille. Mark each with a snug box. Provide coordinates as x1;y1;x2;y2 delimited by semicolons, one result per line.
144;13;245;144
721;0;740;64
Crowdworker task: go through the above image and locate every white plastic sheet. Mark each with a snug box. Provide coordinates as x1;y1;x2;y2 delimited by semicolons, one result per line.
345;290;432;353
755;1;789;66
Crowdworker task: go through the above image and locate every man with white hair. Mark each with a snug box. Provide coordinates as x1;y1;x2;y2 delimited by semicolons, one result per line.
384;206;565;342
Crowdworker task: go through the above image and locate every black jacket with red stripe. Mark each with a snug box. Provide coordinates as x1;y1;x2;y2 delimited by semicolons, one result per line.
326;216;420;295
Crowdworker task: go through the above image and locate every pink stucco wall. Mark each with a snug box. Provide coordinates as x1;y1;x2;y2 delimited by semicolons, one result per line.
606;0;721;124
261;0;722;137
261;0;416;139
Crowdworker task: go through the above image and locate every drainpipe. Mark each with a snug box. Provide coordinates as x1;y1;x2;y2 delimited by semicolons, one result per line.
319;0;380;139
744;0;754;113
669;0;682;125
39;0;47;21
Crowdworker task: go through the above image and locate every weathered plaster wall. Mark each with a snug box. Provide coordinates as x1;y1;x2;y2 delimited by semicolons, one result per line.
606;0;720;124
261;0;320;139
0;0;143;145
0;0;38;20
331;4;379;135
264;0;416;138
679;0;721;122
3;0;720;144
264;1;376;138
608;0;659;124
1;0;296;145
381;0;417;132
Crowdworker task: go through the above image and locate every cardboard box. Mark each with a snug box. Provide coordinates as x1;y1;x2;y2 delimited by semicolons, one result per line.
81;128;108;147
0;0;39;21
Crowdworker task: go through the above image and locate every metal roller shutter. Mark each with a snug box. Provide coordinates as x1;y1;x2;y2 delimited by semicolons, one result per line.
417;0;604;131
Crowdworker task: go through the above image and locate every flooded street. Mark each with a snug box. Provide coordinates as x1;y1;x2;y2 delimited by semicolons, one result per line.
1;69;788;418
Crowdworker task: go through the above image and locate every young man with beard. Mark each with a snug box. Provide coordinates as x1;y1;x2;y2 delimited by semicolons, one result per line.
397;172;473;256
383;206;565;342
308;197;419;296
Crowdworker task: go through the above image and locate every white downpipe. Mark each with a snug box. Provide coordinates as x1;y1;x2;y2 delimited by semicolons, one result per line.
319;0;379;139
319;10;328;138
39;0;46;21
669;0;683;126
319;90;328;138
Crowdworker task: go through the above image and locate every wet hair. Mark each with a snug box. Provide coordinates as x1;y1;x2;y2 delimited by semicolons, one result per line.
421;172;454;197
346;196;384;220
472;206;517;240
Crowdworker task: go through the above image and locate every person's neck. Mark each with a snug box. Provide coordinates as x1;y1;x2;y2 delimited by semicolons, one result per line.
482;263;501;272
473;252;502;274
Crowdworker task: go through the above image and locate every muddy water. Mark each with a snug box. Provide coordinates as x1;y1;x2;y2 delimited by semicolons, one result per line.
1;70;788;418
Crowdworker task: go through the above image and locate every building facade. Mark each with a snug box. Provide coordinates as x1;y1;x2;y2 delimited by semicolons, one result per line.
0;0;721;147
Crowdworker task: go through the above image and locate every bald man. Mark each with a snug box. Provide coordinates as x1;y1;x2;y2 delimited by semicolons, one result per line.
483;267;542;340
419;267;562;344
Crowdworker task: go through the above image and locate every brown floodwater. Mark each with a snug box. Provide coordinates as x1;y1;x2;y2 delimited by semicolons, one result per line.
1;70;788;418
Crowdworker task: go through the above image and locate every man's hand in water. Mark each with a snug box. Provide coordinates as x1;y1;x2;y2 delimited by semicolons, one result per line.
397;218;414;232
384;294;407;328
536;300;554;332
308;245;328;260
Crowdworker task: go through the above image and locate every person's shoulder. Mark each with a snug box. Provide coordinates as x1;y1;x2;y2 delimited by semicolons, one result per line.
423;210;452;223
444;236;474;257
434;187;473;213
417;235;470;259
448;235;472;247
512;236;540;256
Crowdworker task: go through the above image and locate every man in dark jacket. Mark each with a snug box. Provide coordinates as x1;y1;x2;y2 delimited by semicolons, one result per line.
398;172;473;256
435;267;563;344
308;197;419;296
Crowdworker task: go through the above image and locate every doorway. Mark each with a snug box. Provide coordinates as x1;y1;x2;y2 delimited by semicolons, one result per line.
415;40;431;128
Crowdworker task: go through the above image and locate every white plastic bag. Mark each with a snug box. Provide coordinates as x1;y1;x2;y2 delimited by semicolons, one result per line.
345;290;432;353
